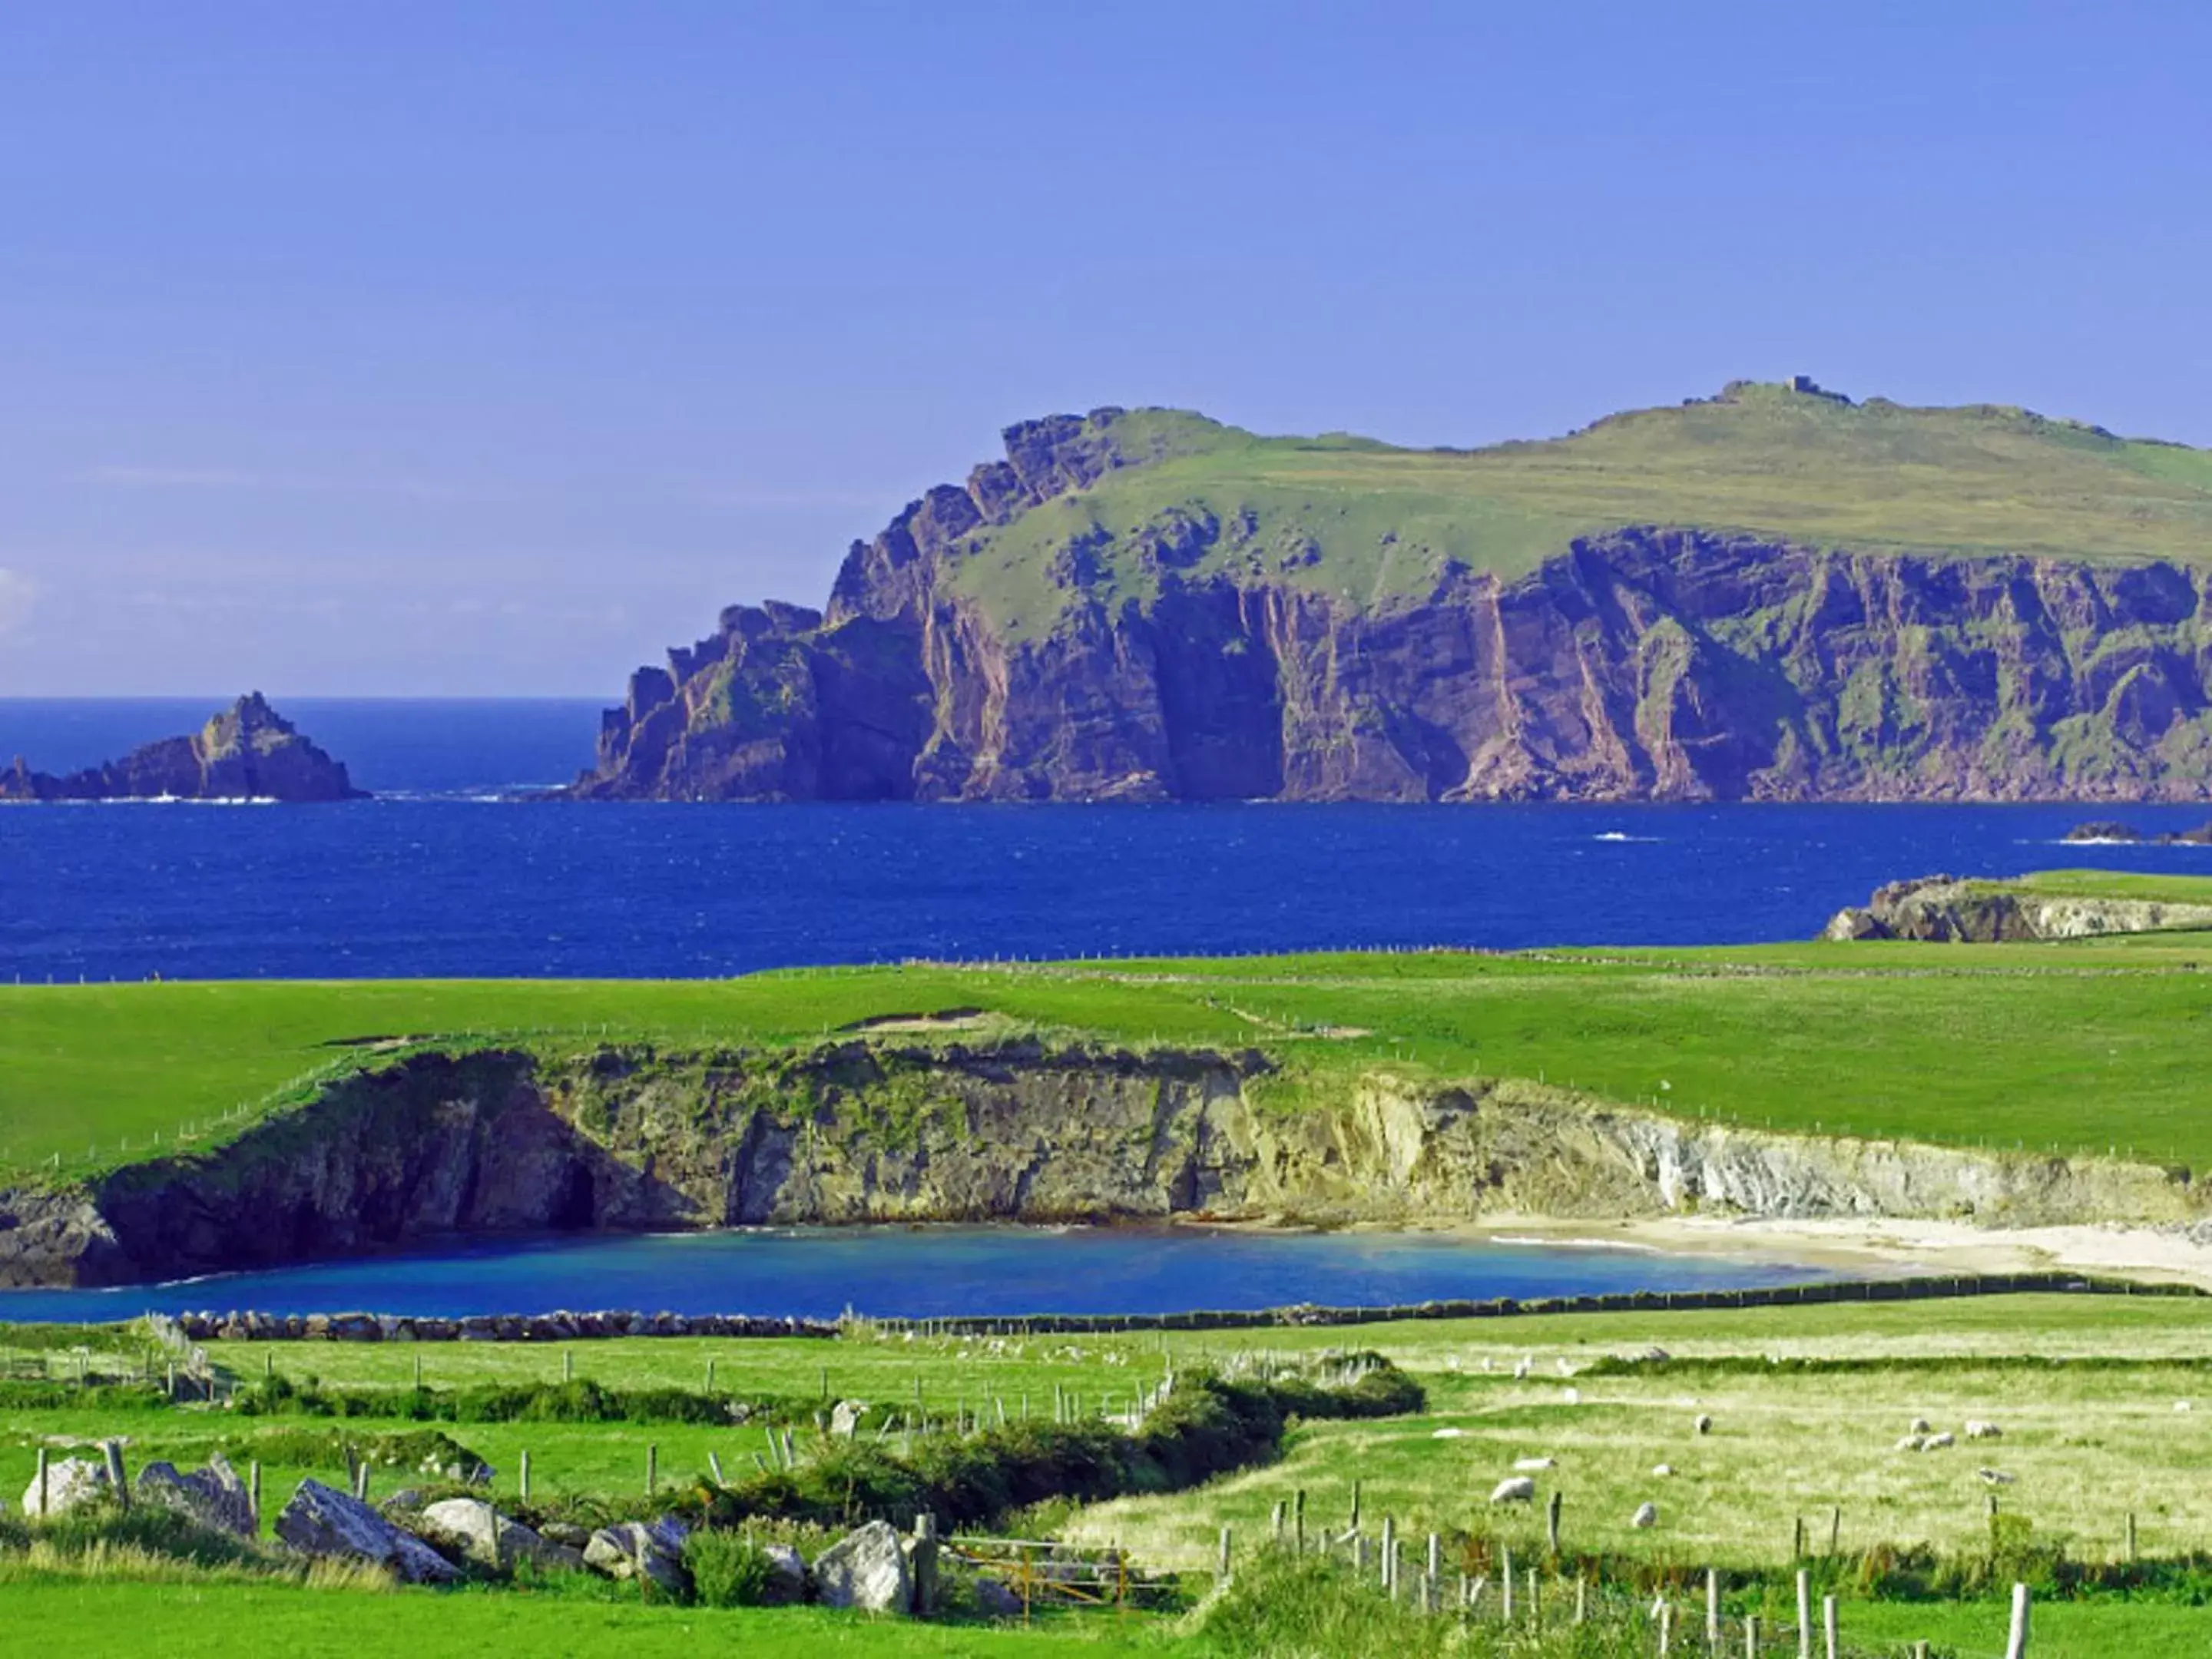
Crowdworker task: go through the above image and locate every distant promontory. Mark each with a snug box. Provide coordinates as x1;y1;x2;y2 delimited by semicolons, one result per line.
0;694;365;803
568;381;2212;803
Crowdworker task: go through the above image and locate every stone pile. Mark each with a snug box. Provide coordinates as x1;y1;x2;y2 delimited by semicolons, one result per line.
173;1309;840;1343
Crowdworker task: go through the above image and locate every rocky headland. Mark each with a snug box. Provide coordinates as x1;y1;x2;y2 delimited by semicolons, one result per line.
0;694;363;803
2;1038;2196;1290
1823;874;2212;942
570;386;2212;803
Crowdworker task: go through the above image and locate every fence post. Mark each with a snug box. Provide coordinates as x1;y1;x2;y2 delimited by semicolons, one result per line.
1707;1569;1720;1648
1350;1478;1363;1533
1294;1488;1307;1552
35;1448;48;1517
1575;1574;1587;1624
1548;1488;1563;1555
1502;1548;1515;1621
1217;1525;1232;1581
1527;1567;1539;1628
1822;1594;1838;1659
2127;1512;2137;1562
519;1448;532;1502
1793;1515;1805;1561
1744;1614;1759;1657
353;1461;369;1503
1796;1569;1811;1658
1380;1515;1396;1591
2005;1582;2030;1659
98;1439;129;1510
647;1444;658;1497
1828;1505;1840;1558
1427;1532;1441;1581
1272;1501;1285;1541
563;1348;573;1383
912;1512;939;1614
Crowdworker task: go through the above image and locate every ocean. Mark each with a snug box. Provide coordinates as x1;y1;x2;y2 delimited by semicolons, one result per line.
3;697;2210;982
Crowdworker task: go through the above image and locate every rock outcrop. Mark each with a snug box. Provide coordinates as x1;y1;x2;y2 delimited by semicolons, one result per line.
0;1040;2197;1288
1824;875;2212;942
0;694;364;803
136;1455;256;1537
274;1479;457;1582
571;406;2212;804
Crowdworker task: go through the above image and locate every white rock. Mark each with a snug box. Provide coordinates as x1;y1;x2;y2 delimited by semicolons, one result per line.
813;1518;912;1613
1513;1457;1555;1472
760;1541;809;1604
584;1518;690;1596
1488;1477;1537;1505
275;1479;456;1584
420;1498;584;1571
19;1455;110;1519
1631;1502;1658;1528
1431;1428;1466;1439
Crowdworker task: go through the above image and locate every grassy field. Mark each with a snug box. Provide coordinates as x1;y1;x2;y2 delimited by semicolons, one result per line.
9;876;2212;1178
8;1297;2212;1654
941;384;2212;641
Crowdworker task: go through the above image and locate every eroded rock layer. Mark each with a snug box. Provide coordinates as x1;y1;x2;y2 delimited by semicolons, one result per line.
1;1043;2194;1288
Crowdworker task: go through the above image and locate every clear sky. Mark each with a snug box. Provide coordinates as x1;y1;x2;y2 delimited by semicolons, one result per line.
2;2;2207;697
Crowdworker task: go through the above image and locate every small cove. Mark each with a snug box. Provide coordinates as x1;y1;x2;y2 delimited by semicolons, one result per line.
1;1223;1856;1324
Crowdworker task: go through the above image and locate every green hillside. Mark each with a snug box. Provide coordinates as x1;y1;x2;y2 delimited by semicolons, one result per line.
942;382;2212;641
8;873;2212;1179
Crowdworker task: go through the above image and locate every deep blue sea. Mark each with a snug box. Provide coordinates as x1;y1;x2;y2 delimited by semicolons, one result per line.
0;1225;1846;1323
5;697;2212;982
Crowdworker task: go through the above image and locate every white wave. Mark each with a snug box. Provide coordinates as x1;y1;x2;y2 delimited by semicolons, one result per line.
1591;832;1661;843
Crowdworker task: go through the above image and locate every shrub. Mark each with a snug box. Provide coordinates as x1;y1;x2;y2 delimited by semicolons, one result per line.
684;1529;781;1608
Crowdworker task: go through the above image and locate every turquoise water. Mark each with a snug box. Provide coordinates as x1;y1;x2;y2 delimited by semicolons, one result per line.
0;1224;1846;1324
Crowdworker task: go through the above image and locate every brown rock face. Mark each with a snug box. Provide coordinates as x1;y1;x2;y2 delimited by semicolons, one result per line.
0;694;364;803
573;417;2212;804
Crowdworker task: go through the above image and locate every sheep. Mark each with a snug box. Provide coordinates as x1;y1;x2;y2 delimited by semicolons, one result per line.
2177;1401;2194;1414
1651;1463;1675;1478
1925;1432;1955;1450
1490;1477;1537;1505
1965;1420;2002;1440
1562;1387;1581;1405
1513;1456;1555;1472
1978;1468;2015;1486
1894;1435;1926;1453
1513;1356;1533;1380
1556;1358;1575;1377
1631;1502;1658;1528
1909;1417;1932;1435
1693;1414;1713;1436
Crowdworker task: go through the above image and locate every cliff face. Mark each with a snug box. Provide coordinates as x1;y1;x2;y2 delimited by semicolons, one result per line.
2;1042;2194;1287
0;694;363;803
573;410;2212;803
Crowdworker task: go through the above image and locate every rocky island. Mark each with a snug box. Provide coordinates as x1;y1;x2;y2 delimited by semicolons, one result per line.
0;694;364;803
571;379;2212;803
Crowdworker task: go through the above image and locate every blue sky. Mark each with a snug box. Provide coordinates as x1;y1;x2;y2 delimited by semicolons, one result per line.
2;2;2207;696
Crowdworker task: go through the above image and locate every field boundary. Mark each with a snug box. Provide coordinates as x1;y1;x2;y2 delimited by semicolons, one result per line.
144;1268;2210;1343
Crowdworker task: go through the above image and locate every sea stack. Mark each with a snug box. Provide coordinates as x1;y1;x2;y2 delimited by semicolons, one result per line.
0;694;366;803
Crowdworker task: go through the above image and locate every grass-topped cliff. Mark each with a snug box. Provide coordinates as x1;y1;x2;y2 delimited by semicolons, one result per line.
5;869;2212;1286
939;384;2212;644
574;381;2212;803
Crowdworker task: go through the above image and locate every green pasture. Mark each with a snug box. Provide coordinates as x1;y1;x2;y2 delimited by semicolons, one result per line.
8;1298;2212;1654
8;871;2212;1178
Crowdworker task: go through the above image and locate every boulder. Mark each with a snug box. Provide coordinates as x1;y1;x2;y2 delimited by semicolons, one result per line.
136;1455;255;1537
20;1455;111;1518
274;1479;456;1583
759;1541;809;1605
419;1498;584;1571
541;1520;593;1550
584;1518;690;1597
974;1575;1025;1617
813;1518;912;1613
